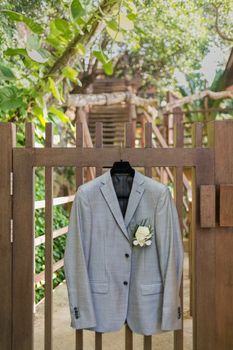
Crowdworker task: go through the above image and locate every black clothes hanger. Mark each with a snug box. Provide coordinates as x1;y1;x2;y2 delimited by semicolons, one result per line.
110;160;135;177
110;160;135;218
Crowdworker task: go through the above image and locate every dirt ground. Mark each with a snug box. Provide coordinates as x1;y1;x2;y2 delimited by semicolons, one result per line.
34;253;192;350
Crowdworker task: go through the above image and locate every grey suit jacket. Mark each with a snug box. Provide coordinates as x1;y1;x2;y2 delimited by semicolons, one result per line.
64;169;184;335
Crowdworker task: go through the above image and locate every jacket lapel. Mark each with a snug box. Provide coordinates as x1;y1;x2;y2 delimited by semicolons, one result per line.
124;172;145;229
100;169;145;241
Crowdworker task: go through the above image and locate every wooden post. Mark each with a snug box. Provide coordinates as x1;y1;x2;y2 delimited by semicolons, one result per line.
44;123;54;350
192;122;215;350
0;123;16;350
207;120;233;349
95;122;103;350
174;120;184;350
75;121;84;350
12;123;35;350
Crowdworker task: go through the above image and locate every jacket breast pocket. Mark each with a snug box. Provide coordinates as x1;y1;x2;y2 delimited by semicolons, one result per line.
141;282;163;295
90;281;109;294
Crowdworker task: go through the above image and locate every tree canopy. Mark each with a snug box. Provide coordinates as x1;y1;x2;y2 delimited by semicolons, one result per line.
0;0;233;130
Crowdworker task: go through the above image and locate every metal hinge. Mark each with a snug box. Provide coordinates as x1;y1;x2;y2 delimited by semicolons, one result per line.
10;172;13;195
10;219;13;243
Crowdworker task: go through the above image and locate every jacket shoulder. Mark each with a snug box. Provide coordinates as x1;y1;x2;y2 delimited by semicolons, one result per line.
144;175;168;194
75;173;104;196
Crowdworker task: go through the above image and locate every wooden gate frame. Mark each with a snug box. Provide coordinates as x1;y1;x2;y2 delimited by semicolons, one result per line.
1;120;233;350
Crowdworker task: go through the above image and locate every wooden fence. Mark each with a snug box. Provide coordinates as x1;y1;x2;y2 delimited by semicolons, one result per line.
0;119;233;350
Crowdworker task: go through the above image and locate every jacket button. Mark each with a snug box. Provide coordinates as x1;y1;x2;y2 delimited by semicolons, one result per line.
125;253;129;258
123;281;128;285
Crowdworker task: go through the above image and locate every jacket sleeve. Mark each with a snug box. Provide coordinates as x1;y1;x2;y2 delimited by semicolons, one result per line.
64;187;96;330
155;186;184;331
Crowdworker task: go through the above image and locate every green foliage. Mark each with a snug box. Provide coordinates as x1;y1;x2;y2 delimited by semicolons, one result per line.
0;9;43;34
47;18;74;53
0;85;27;114
93;50;113;75
70;0;85;20
48;77;63;102
1;0;232;127
115;0;210;91
49;106;70;122
4;48;27;57
0;0;140;123
0;62;16;80
62;66;80;83
26;33;51;63
114;0;232;94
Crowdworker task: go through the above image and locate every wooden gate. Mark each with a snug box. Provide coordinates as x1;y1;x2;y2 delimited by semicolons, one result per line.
0;119;233;350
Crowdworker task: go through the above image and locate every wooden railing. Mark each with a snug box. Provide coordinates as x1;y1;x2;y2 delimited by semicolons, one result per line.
34;195;73;285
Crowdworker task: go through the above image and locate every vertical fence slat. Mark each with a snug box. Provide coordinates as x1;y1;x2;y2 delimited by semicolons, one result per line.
126;122;135;149
144;336;152;350
45;123;54;350
125;122;134;350
95;122;103;178
76;120;84;188
173;121;184;350
143;122;152;350
190;123;202;319
193;123;203;148
125;325;133;350
0;123;16;350
210;121;233;349
160;113;167;183
95;333;102;350
191;122;203;347
140;113;146;148
95;121;103;350
145;122;152;177
75;121;84;350
192;122;216;350
13;122;35;350
128;101;137;143
25;122;35;148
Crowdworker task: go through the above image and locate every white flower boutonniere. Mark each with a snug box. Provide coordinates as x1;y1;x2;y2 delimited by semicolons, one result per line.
132;219;154;247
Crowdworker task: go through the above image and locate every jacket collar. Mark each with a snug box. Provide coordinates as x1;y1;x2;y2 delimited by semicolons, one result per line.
100;169;145;241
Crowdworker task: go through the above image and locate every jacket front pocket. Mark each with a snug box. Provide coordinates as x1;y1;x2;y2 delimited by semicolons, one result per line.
89;281;109;294
141;282;163;295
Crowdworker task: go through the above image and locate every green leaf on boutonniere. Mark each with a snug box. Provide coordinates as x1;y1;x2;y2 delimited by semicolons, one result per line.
132;219;154;248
